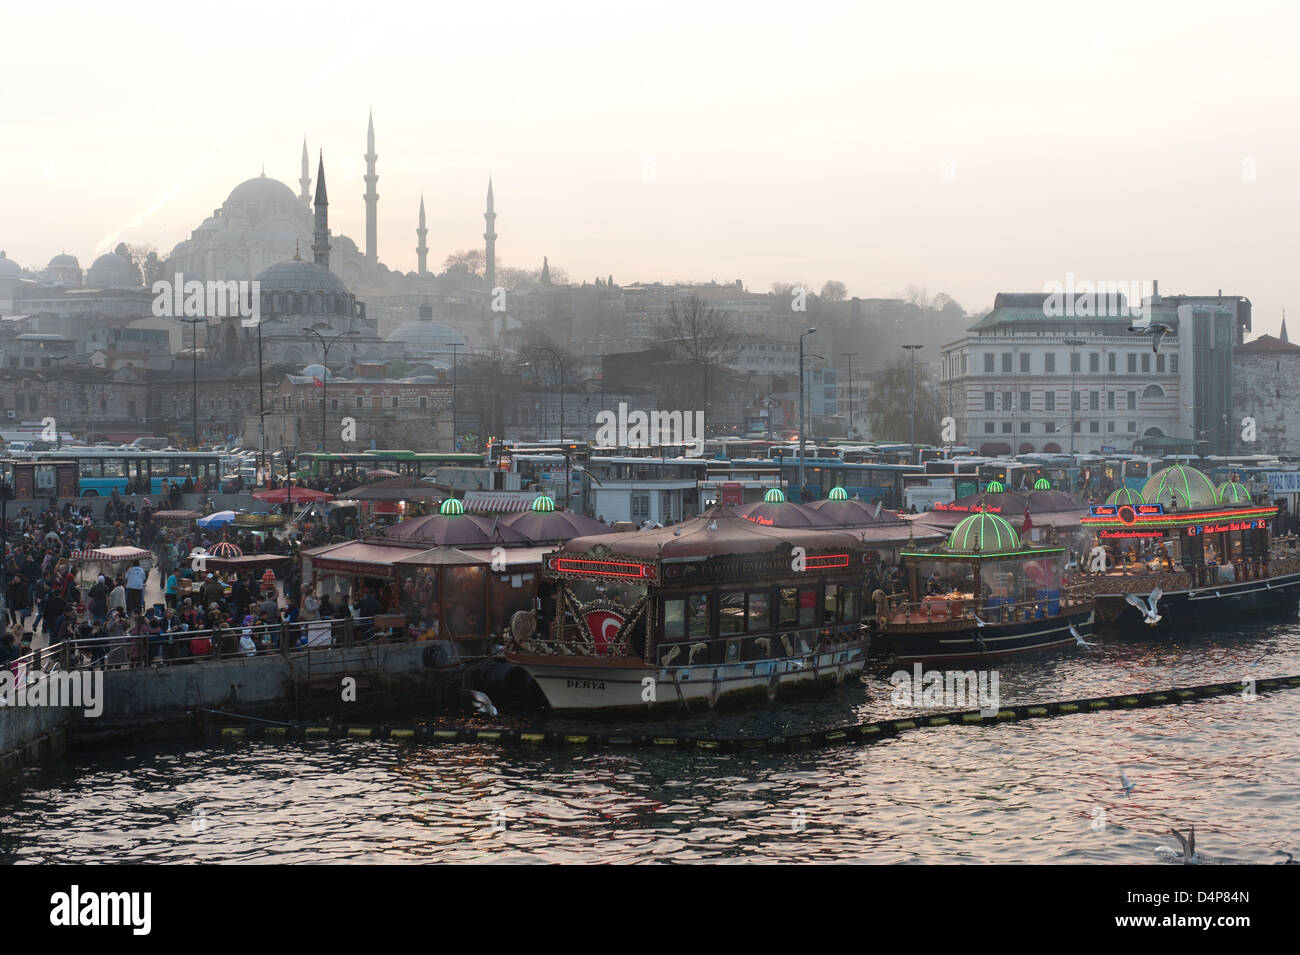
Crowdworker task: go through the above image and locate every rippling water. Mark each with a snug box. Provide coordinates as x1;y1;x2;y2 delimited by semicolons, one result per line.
4;621;1299;864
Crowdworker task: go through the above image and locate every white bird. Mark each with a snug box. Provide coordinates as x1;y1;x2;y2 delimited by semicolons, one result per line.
871;501;884;519
1070;623;1095;647
661;645;681;667
1118;771;1136;797
1124;587;1163;626
780;634;794;656
1166;826;1198;864
687;642;708;664
972;615;987;628
467;689;498;718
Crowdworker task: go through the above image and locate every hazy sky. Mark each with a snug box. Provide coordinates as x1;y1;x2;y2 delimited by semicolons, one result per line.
4;0;1298;335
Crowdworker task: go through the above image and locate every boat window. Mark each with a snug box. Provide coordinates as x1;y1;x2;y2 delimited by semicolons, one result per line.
746;590;771;631
779;588;798;627
664;598;686;640
664;593;711;639
798;587;818;626
687;594;710;637
824;583;858;623
719;591;746;634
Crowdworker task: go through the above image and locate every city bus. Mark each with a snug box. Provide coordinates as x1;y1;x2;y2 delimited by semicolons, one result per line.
14;449;223;497
294;451;483;483
778;459;919;506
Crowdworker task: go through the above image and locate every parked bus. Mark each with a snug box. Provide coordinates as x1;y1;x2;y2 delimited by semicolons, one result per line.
14;449;223;497
294;451;483;483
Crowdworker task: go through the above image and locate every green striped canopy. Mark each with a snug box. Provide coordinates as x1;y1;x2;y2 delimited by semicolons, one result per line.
532;495;556;512
1033;478;1052;490
828;486;848;500
1141;464;1217;509
763;488;786;503
984;480;1005;493
439;498;465;516
1216;481;1251;504
1105;486;1145;506
946;512;1022;554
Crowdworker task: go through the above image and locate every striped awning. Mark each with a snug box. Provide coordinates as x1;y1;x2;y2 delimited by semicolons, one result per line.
462;490;545;513
70;546;153;562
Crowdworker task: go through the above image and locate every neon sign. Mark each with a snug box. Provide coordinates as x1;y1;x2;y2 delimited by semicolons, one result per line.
1187;519;1267;536
804;554;851;569
1099;529;1167;539
551;558;651;578
933;503;1002;513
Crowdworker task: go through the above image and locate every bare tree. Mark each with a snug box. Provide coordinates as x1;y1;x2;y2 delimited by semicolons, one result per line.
820;280;848;301
443;249;484;276
901;283;930;309
651;294;737;411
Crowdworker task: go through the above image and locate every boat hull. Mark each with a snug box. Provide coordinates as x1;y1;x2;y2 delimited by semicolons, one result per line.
1094;571;1300;633
507;643;867;714
880;610;1094;664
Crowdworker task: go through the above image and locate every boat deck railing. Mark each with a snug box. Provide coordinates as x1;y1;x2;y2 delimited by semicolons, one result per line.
1068;552;1300;598
881;590;1089;628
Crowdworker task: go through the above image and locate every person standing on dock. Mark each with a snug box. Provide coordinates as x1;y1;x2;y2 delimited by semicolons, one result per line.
125;560;147;614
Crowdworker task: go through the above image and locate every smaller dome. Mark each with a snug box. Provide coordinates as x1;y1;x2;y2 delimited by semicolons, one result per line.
1217;481;1251;504
440;498;465;516
300;364;334;380
1033;478;1052;490
0;251;20;275
946;512;1022;554
984;480;1005;493
827;487;848;501
255;258;348;295
532;495;556;512
1142;464;1218;509
48;253;79;268
763;488;786;503
1106;486;1144;506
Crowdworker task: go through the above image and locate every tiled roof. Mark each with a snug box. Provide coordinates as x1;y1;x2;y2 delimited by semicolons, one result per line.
1236;334;1300;354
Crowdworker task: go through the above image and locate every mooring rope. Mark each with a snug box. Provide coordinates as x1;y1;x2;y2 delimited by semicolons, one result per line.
210;674;1300;752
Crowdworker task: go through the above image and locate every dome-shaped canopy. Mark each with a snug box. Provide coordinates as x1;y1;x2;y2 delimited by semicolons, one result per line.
1217;480;1252;504
86;251;138;287
47;253;79;268
300;364;334;380
1033;478;1052;490
383;512;530;548
1106;486;1145;506
827;486;849;501
440;498;465;516
0;251;21;275
255;258;347;295
531;495;556;512
385;319;465;348
984;480;1005;493
1142;464;1218;509
763;488;785;503
946;512;1022;554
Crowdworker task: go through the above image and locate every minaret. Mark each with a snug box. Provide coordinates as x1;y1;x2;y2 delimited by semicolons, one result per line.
416;195;428;276
483;176;497;289
299;139;310;207
1283;310;1289;344
312;152;330;269
364;110;379;265
540;256;550;285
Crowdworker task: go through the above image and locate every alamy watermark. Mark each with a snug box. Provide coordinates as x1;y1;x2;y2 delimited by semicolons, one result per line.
152;272;260;327
594;402;705;456
889;663;1000;717
1041;275;1151;321
0;669;103;717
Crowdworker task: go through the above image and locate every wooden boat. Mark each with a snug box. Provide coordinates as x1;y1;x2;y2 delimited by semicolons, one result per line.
877;512;1094;663
1073;465;1300;632
505;505;871;713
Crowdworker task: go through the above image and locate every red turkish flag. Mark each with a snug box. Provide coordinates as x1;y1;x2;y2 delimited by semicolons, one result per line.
585;609;625;654
312;377;323;388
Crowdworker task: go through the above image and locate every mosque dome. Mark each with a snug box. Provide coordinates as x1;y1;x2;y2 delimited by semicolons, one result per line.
386;316;465;350
1105;486;1145;506
0;251;22;276
86;251;139;288
47;253;79;269
223;175;301;226
255;258;348;295
300;364;334;380
1141;464;1218;510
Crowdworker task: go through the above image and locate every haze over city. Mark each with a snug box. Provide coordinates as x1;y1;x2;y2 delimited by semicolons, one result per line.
4;0;1298;331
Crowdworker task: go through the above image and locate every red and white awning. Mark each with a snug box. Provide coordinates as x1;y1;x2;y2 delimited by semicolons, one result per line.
70;546;153;562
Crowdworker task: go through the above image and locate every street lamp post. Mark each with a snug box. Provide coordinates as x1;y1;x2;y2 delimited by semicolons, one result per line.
1063;338;1085;456
50;354;67;449
841;351;858;438
180;317;204;449
0;479;11;625
305;326;357;452
256;317;265;484
533;345;564;443
798;327;817;498
450;342;459;451
901;344;924;463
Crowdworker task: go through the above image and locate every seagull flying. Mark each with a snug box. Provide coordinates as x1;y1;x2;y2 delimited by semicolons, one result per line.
1070;622;1095;647
972;615;987;628
467;689;498;718
1167;826;1198;864
1118;771;1136;797
1124;587;1163;626
1129;315;1174;353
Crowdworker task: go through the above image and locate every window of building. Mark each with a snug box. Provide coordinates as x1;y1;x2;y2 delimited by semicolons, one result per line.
330;398;339;411
1001;422;1012;433
1141;354;1151;373
1020;391;1030;411
1127;391;1137;410
1002;391;1012;411
984;391;994;411
1156;354;1166;373
1107;352;1116;373
1045;353;1056;373
630;493;650;522
984;422;995;433
1020;353;1030;373
1142;384;1165;399
1107;421;1116;432
1108;391;1116;410
1089;391;1099;410
1045;392;1056;411
1020;421;1030;433
1127;353;1137;373
1072;421;1082;433
1001;353;1012;373
1128;421;1137;432
961;354;968;375
1089;421;1100;433
984;354;994;373
1070;352;1080;373
390;396;399;409
419;397;428;409
1072;391;1081;411
1171;354;1179;373
1089;353;1100;373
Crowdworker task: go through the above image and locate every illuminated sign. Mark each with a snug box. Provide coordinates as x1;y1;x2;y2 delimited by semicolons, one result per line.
804;554;851;569
933;503;1002;513
550;558;651;579
1090;503;1164;518
1187;519;1267;536
1099;529;1167;540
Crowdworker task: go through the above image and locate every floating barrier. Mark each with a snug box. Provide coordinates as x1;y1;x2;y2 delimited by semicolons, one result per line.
210;675;1300;753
